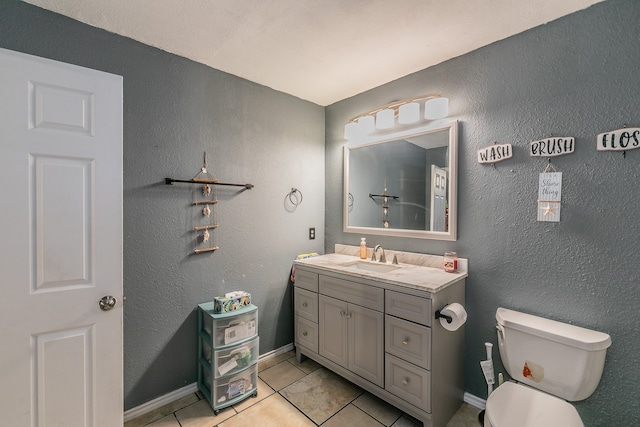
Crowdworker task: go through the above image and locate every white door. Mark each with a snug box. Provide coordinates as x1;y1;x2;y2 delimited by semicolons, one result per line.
430;165;447;232
0;48;123;426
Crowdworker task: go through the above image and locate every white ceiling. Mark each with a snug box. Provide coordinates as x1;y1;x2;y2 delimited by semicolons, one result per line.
24;0;604;106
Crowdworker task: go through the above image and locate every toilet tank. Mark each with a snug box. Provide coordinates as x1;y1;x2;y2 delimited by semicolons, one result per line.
496;307;611;401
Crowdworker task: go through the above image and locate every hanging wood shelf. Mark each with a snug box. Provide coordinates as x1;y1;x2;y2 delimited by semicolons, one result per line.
194;224;219;231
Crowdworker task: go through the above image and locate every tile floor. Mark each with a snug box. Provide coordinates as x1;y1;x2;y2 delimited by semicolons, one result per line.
125;350;481;427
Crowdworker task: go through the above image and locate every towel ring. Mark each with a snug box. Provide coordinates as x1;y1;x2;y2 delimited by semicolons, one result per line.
288;188;303;206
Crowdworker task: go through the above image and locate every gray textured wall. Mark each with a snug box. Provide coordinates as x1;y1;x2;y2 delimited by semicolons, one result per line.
326;0;639;424
1;0;324;409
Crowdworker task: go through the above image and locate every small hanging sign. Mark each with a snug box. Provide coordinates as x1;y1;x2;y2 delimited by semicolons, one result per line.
596;127;640;151
477;143;512;164
529;136;575;157
537;167;562;222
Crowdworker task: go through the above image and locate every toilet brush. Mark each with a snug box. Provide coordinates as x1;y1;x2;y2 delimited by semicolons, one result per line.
478;342;495;425
480;342;495;395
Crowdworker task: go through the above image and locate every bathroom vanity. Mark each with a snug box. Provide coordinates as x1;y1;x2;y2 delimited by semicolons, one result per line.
293;245;467;427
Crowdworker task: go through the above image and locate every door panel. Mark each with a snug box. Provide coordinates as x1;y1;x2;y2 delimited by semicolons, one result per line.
33;155;94;291
35;326;95;426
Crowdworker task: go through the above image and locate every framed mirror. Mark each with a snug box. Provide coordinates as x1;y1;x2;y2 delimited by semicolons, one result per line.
343;120;458;240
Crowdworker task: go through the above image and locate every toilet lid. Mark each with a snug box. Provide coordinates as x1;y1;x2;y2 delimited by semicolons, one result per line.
485;382;584;427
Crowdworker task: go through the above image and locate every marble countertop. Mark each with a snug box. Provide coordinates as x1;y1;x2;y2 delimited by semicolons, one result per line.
294;245;468;293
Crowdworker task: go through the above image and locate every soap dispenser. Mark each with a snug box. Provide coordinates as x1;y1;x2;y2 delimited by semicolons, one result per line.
360;238;367;259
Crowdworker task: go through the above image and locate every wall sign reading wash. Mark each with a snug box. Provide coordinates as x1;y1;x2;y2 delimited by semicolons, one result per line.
477;143;512;164
529;137;575;157
597;127;640;151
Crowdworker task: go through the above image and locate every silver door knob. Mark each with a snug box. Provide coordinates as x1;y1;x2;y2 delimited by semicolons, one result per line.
99;295;117;311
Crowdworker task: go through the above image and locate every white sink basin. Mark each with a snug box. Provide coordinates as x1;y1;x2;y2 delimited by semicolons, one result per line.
342;260;400;273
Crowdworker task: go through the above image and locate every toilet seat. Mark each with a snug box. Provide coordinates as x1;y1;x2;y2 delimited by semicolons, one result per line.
484;382;583;427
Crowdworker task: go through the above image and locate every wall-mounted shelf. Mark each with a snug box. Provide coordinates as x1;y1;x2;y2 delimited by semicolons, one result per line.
165;177;254;190
369;193;399;200
167;152;254;255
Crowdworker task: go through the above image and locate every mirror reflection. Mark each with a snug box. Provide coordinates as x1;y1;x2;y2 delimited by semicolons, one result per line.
344;121;457;240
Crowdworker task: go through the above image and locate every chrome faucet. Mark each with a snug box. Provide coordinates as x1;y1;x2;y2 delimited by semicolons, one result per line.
372;244;386;263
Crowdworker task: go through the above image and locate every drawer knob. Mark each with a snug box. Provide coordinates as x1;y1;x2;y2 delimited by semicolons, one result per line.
303;331;308;337
302;302;308;307
402;338;409;346
402;377;410;386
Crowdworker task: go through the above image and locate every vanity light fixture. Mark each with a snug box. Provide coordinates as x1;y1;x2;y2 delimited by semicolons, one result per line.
424;97;449;120
375;108;395;129
343;94;449;140
398;102;420;124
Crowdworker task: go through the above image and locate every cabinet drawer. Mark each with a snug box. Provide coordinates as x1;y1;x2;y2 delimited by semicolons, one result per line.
385;315;431;370
386;290;432;326
294;287;318;322
206;336;259;377
295;269;319;292
319;275;384;311
385;354;431;413
295;315;318;353
200;306;258;347
200;363;258;409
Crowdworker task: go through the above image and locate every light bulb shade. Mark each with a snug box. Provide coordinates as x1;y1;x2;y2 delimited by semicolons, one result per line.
424;97;449;119
398;102;420;124
375;108;395;129
357;115;375;135
344;121;359;140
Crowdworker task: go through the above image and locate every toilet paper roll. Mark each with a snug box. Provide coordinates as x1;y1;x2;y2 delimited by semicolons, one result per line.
439;303;467;331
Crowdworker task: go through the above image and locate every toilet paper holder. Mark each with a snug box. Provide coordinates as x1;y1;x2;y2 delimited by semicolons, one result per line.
435;307;453;324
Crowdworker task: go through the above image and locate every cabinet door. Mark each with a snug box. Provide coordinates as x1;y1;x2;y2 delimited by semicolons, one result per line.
319;295;348;367
348;304;384;387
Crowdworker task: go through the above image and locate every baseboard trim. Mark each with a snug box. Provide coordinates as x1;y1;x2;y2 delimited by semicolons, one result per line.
123;382;198;422
123;342;296;422
124;342;485;421
257;342;295;361
464;392;486;410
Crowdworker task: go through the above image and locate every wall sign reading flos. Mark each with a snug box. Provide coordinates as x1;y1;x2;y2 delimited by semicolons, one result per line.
597;127;640;157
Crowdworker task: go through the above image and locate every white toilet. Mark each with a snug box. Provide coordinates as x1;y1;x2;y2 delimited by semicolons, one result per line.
484;307;611;427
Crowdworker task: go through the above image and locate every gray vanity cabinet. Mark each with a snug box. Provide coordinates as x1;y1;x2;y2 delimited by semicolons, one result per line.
293;262;465;427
